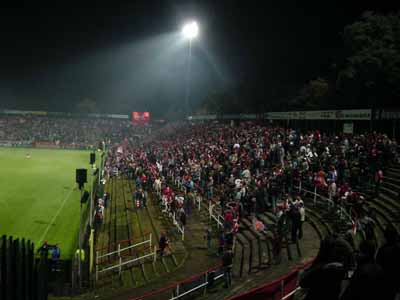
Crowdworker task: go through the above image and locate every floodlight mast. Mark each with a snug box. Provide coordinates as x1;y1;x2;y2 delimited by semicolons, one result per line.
182;21;199;118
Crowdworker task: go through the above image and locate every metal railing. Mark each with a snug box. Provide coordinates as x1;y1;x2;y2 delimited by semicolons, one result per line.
295;181;355;231
128;264;224;300
95;233;155;280
172;211;185;241
209;200;224;228
158;194;185;241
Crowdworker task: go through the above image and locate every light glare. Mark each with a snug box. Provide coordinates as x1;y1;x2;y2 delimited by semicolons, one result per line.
182;21;199;39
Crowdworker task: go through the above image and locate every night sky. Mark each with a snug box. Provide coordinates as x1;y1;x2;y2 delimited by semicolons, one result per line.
0;1;399;117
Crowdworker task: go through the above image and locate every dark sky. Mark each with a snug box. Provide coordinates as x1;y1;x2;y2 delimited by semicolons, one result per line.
0;1;399;116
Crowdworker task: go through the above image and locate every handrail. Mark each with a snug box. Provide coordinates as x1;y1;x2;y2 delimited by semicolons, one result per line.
96;231;152;252
128;264;223;300
209;200;224;228
226;259;314;300
296;181;355;230
97;234;152;259
96;245;157;280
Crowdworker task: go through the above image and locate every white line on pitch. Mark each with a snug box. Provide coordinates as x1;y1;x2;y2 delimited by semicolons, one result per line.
38;186;76;245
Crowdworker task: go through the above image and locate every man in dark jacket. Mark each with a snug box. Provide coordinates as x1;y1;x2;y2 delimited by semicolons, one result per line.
222;248;233;288
376;226;400;300
300;235;349;300
340;240;385;300
288;204;301;243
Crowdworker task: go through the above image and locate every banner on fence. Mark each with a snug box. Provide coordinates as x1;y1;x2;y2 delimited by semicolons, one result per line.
375;109;400;120
188;114;217;120
265;109;372;120
0;109;129;119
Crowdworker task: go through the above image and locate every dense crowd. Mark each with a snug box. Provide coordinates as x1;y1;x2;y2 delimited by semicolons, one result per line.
0;114;151;146
103;120;398;290
107;121;397;218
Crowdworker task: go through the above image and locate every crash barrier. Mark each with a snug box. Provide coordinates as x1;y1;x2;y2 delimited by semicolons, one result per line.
95;233;156;280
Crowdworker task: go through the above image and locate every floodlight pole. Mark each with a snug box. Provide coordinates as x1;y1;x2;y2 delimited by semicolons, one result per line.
185;39;193;118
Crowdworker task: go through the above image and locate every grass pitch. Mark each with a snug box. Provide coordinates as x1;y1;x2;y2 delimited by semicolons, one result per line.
0;148;92;258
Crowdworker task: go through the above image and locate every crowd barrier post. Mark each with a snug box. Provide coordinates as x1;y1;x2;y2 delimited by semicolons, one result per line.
340;198;344;219
204;272;208;295
313;186;317;206
118;256;122;276
197;194;201;211
149;233;152;249
257;236;262;267
153;246;157;263
95;251;99;281
240;246;244;277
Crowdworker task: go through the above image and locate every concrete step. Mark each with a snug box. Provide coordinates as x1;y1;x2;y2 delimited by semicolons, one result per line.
370;198;400;224
387;166;400;173
384;175;400;186
380;186;398;199
386;170;400;179
235;233;250;276
241;229;260;272
368;206;399;245
382;181;400;193
377;193;400;211
305;209;332;238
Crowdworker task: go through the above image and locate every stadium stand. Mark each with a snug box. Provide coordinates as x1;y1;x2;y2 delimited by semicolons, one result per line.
2;114;399;299
0;114;151;147
86;120;398;299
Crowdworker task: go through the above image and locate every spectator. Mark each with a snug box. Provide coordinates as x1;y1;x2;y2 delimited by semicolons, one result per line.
300;235;347;300
217;231;225;256
159;232;169;257
204;227;212;250
376;226;400;300
222;248;233;288
298;200;305;240
340;240;385;300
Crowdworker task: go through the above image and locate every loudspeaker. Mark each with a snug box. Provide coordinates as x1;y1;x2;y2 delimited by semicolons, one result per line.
90;153;96;165
76;169;87;189
81;190;90;204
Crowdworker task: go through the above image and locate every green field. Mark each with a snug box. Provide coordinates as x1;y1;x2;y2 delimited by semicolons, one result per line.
0;148;92;258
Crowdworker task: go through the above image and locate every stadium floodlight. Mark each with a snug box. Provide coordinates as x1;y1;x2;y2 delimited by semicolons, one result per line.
182;21;199;39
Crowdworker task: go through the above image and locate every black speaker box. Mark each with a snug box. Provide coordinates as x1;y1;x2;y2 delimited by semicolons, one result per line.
76;169;87;189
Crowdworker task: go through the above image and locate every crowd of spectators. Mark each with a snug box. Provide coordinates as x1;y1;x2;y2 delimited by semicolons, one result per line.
0;114;151;147
102;120;398;296
104;120;397;246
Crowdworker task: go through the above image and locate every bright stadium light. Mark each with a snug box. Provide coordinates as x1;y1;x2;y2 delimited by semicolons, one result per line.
182;21;199;39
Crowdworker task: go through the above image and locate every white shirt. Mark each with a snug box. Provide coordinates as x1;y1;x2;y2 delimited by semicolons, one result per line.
242;169;251;178
299;207;306;222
